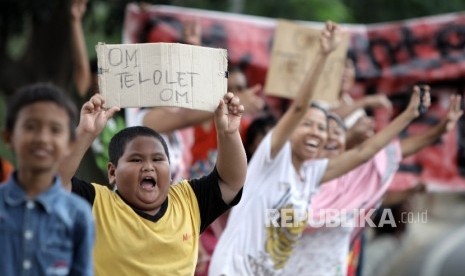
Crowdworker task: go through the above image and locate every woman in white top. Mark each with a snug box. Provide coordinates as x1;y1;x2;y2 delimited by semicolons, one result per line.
209;21;430;276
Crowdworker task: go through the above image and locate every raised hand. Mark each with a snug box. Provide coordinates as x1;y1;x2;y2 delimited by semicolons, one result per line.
363;94;393;114
70;0;87;22
444;94;463;132
214;92;245;134
79;94;120;136
183;18;202;46
236;84;265;116
320;21;342;55
405;85;431;119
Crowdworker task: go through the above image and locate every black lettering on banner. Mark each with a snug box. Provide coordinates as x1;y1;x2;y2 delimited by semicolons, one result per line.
160;88;172;101
125;50;138;68
113;68;199;92
176;91;189;103
436;24;465;62
108;48;139;68
139;72;150;84
177;72;187;87
352;22;465;82
159;89;190;103
108;48;123;66
115;72;135;89
153;70;162;85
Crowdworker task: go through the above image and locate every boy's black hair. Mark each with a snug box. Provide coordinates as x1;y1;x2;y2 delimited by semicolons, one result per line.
327;112;347;131
109;126;170;166
245;114;277;161
90;58;98;75
227;64;248;88
5;82;78;140
228;64;243;74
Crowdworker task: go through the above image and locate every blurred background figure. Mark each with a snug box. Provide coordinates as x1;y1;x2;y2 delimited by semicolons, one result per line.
0;156;13;184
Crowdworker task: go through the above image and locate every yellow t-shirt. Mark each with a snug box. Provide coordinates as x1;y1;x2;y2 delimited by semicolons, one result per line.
92;181;200;276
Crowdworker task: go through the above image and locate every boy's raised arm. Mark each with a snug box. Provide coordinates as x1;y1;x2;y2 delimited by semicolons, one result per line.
70;0;91;98
270;21;342;159
400;93;463;158
214;92;247;204
331;94;393;119
142;107;212;133
60;94;120;190
322;86;431;183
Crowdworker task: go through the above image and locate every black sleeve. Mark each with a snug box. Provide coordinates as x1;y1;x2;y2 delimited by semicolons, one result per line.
189;167;243;233
71;177;96;206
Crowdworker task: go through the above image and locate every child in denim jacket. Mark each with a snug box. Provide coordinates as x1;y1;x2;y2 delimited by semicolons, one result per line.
0;83;94;276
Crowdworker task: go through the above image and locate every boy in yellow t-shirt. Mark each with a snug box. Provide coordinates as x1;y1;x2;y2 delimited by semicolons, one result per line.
61;92;246;275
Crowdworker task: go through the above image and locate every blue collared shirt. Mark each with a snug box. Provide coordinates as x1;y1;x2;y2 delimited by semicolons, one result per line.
0;173;94;276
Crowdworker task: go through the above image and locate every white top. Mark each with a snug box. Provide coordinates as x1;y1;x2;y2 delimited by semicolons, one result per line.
283;142;401;276
209;131;328;276
285;225;353;276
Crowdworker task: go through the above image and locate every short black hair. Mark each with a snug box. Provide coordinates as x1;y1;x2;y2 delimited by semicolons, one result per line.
227;65;248;88
5;82;78;140
245;114;277;161
308;102;329;129
90;57;98;75
309;102;329;118
228;64;243;74
109;126;170;167
327;112;347;131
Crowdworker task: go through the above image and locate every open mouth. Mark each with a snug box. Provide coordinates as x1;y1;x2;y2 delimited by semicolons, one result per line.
140;176;157;190
324;142;339;151
304;139;319;149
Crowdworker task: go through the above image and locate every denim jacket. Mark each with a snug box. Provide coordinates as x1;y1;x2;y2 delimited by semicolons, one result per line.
0;173;94;276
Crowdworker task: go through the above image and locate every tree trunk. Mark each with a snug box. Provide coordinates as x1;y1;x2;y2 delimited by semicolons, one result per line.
0;0;73;97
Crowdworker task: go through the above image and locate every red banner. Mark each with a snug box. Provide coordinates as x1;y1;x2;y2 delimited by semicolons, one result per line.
123;4;465;190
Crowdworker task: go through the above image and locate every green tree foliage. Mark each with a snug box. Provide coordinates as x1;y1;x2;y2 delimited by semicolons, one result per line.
0;0;73;96
344;0;465;23
244;0;352;22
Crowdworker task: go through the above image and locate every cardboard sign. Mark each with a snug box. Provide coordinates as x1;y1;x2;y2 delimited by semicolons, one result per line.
96;42;228;111
265;20;349;103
